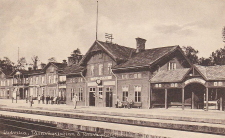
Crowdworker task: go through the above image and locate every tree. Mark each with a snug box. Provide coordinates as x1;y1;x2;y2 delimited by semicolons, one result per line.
210;46;225;65
17;57;27;70
198;57;213;66
0;57;14;71
31;55;39;70
48;57;57;62
71;48;81;57
69;48;82;65
182;46;199;64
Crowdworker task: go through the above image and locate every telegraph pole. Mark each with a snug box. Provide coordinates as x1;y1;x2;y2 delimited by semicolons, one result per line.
96;1;98;40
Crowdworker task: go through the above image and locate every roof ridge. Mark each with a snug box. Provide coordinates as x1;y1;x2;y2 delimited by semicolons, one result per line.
97;40;135;50
145;45;178;51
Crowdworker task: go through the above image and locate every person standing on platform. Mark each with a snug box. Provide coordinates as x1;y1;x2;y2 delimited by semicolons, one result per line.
29;96;33;107
73;94;78;109
41;94;45;104
37;95;41;104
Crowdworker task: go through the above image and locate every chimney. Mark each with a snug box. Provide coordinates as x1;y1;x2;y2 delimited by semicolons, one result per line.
62;60;67;65
136;37;146;53
68;56;73;66
40;63;46;69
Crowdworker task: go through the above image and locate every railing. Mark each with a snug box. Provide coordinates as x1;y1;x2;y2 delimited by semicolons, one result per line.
13;83;29;86
58;81;66;84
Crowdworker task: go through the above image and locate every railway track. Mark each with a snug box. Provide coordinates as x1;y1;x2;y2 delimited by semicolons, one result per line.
0;116;112;138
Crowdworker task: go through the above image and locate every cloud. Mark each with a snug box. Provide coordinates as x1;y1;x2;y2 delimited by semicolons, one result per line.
154;24;194;36
0;0;85;63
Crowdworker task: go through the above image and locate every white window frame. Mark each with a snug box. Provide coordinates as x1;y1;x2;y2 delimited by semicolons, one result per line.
122;86;129;101
91;65;94;76
99;64;103;75
134;86;141;102
78;88;83;101
168;62;176;70
98;87;103;99
108;63;112;74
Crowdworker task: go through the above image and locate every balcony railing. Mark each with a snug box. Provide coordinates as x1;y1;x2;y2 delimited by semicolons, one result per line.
58;81;66;84
13;83;29;86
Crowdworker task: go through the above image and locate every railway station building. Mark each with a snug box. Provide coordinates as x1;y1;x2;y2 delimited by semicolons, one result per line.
1;38;225;111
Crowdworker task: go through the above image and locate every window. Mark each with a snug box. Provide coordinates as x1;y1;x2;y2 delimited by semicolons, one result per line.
122;86;128;101
49;76;52;84
53;75;56;83
42;76;45;84
33;77;36;84
108;63;112;74
106;87;112;92
90;87;96;92
59;76;66;82
134;86;141;102
50;67;54;73
42;87;45;95
171;83;178;87
168;62;176;70
7;80;9;86
90;65;94;76
71;88;75;100
78;88;83;101
122;74;128;79
99;64;103;75
36;77;39;84
98;87;103;99
30;78;33;84
78;77;83;82
134;73;142;78
90;87;96;97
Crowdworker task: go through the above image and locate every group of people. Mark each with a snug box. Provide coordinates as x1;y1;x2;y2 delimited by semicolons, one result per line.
27;94;66;107
116;96;134;109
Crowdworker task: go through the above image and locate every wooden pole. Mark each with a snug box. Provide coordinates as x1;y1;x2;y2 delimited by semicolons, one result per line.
182;88;184;110
206;87;209;111
165;89;167;109
192;91;194;109
220;89;223;111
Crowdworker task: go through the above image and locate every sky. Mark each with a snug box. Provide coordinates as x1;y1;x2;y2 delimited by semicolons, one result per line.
0;0;224;66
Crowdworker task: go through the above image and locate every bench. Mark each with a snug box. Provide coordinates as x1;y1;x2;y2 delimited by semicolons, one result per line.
132;102;142;108
59;100;66;104
115;102;142;108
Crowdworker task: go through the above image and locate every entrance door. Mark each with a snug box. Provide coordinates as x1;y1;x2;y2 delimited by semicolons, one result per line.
106;92;112;107
19;88;24;99
89;92;95;106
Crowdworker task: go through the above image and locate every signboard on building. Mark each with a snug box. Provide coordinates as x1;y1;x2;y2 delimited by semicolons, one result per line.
184;78;206;85
90;76;112;81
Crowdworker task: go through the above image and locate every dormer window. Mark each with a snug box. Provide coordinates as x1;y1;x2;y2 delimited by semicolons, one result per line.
168;62;176;70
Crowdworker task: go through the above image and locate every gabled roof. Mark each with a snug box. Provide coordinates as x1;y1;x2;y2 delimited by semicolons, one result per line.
42;62;67;72
151;68;191;83
79;40;135;65
28;69;43;75
97;41;135;61
113;45;179;69
60;64;85;75
195;65;225;81
0;69;13;76
10;69;32;76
